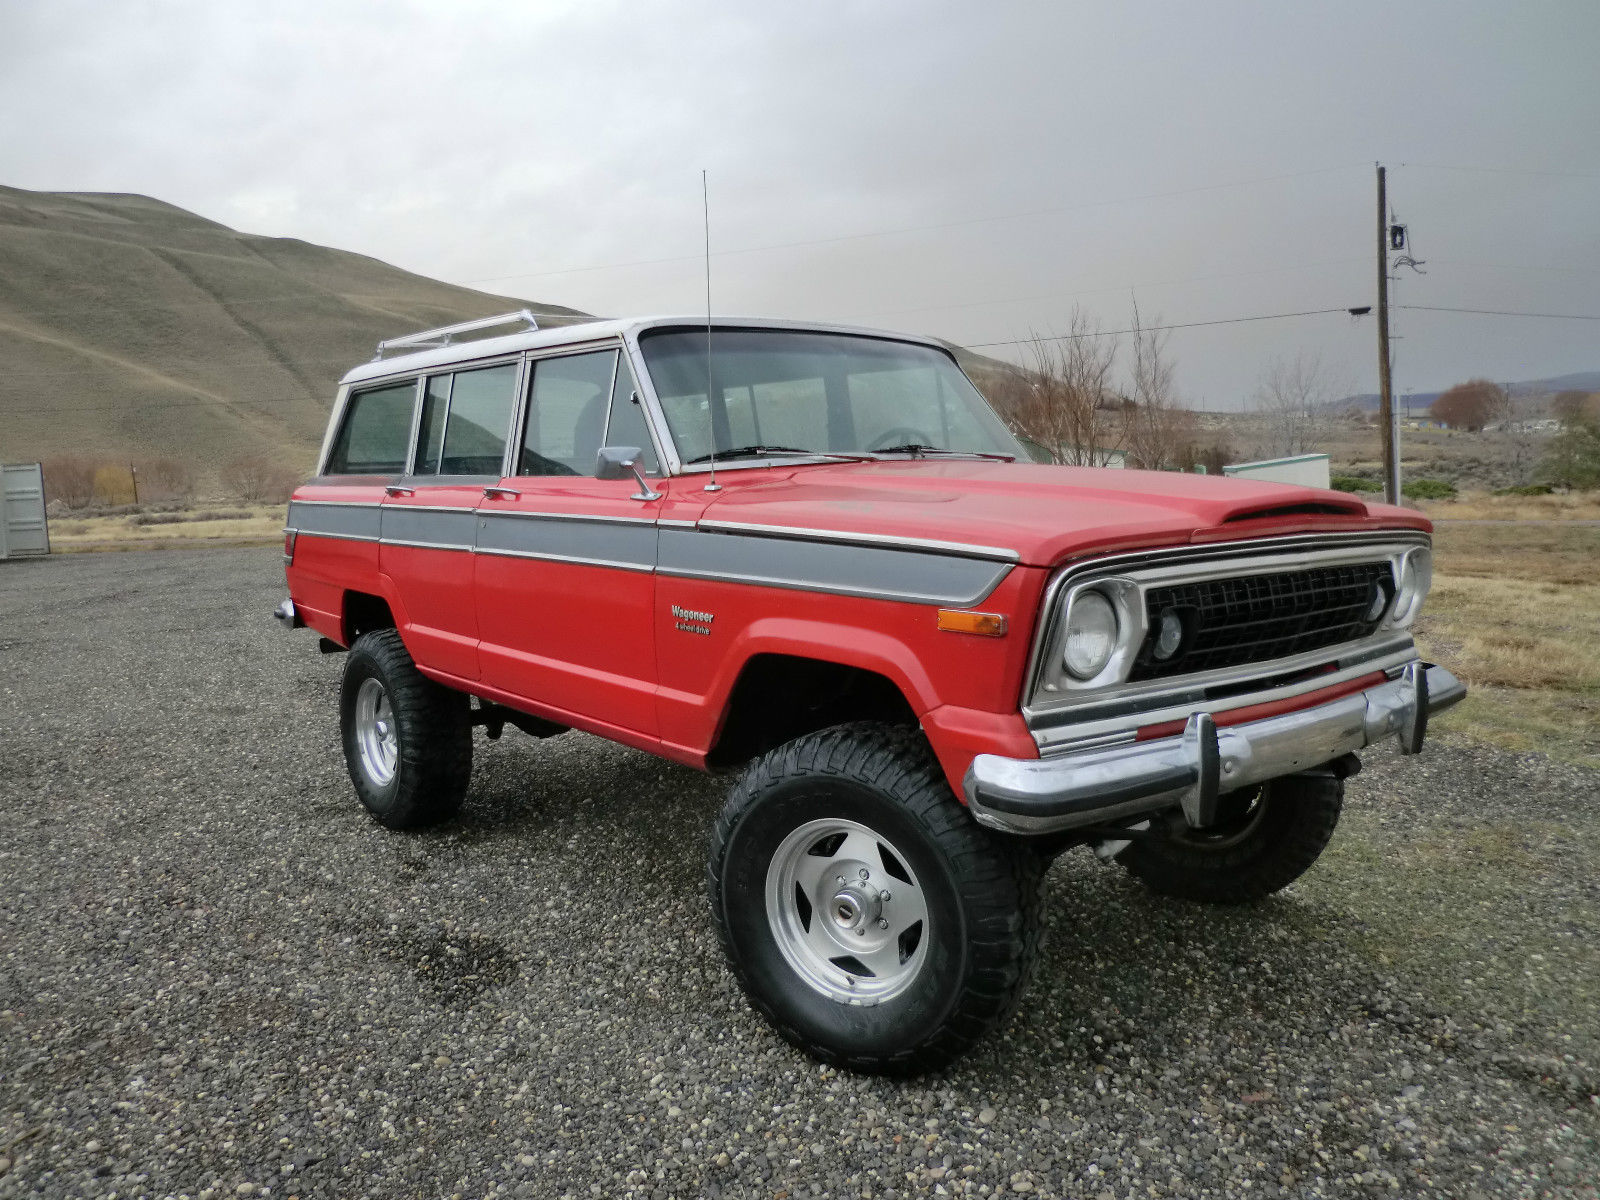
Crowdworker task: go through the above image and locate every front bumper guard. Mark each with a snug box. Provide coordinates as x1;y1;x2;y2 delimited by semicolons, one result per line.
965;662;1466;836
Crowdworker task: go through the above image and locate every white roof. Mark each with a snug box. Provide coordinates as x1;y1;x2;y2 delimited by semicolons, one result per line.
339;315;949;387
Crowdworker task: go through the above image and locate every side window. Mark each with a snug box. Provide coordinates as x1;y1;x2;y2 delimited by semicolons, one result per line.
519;350;618;476
602;352;659;474
437;363;517;476
415;374;451;474
325;381;417;475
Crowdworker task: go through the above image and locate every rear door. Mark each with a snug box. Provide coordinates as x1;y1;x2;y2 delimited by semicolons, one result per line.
474;344;664;738
380;359;521;681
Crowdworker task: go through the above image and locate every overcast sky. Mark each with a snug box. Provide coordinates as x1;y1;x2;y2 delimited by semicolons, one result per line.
4;0;1597;408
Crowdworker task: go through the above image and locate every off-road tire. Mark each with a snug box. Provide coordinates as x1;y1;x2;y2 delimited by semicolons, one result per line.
1117;773;1342;904
707;722;1043;1075
340;629;472;829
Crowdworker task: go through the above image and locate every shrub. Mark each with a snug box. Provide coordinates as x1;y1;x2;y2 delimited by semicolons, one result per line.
1330;475;1382;493
1492;483;1553;497
135;458;198;502
1402;477;1457;500
41;456;99;508
92;464;137;506
223;456;299;504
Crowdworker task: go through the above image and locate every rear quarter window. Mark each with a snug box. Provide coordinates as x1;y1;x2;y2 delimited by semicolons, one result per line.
325;381;418;474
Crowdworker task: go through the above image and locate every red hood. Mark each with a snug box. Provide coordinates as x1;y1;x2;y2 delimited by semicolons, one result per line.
696;461;1429;566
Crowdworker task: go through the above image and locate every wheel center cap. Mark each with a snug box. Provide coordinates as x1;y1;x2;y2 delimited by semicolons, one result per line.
828;883;881;932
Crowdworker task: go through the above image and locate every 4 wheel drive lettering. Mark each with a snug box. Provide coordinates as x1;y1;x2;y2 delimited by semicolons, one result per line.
278;313;1464;1073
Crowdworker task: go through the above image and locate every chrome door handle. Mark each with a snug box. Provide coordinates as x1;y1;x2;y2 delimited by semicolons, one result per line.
384;485;414;497
482;486;521;499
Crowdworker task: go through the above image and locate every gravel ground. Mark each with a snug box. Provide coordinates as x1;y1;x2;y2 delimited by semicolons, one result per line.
1;546;1597;1200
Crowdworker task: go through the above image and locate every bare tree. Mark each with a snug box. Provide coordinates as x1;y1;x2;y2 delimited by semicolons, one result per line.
1251;352;1337;457
41;456;98;508
223;455;299;504
136;457;198;502
1006;307;1122;465
1122;299;1192;470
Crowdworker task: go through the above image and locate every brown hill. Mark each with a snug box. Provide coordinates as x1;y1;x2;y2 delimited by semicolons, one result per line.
0;185;587;475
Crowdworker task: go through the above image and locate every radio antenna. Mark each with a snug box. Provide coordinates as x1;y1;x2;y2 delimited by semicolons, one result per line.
702;169;721;492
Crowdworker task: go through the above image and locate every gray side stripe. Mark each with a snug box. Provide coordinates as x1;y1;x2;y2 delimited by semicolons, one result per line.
658;528;1010;606
476;511;656;571
381;506;478;550
288;500;382;540
287;505;1013;605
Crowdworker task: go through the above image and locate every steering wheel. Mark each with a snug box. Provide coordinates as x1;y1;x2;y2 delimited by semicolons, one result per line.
868;426;935;451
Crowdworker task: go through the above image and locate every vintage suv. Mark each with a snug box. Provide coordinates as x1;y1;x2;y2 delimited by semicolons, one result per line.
276;310;1464;1073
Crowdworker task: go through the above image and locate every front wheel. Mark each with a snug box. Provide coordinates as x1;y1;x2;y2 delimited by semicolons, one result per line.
339;629;472;829
707;723;1043;1074
1116;772;1343;904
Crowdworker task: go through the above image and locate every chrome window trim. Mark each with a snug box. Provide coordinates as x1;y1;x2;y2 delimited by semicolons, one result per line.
694;519;1019;563
1022;531;1431;728
475;545;655;573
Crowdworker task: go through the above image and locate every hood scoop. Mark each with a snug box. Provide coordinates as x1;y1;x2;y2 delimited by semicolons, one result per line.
1222;498;1367;523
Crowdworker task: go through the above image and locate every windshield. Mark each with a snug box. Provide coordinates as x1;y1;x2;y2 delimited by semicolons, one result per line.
638;328;1024;465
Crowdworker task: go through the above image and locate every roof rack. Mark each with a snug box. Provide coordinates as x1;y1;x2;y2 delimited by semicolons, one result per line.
373;309;541;359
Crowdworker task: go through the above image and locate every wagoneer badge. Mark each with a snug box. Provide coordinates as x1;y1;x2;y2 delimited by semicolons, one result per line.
671;604;715;636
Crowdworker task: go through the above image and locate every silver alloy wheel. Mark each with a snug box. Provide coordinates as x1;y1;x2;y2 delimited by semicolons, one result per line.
354;676;399;787
764;818;930;1005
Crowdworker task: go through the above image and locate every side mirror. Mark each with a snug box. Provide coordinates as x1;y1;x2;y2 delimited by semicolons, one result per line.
595;445;662;501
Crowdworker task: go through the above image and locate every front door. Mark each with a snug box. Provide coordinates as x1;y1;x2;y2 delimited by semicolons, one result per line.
380;359;521;681
474;345;663;739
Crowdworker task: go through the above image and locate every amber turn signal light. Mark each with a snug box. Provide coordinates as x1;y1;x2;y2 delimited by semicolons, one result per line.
936;609;1008;637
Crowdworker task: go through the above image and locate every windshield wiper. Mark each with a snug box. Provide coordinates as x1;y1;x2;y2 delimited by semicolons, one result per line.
871;443;1016;462
686;444;869;464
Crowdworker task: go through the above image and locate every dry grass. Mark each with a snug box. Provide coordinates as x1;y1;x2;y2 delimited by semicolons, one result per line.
1417;520;1600;767
1419;489;1600;522
50;504;284;549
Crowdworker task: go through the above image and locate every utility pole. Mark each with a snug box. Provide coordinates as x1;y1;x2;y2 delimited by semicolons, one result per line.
1375;164;1398;505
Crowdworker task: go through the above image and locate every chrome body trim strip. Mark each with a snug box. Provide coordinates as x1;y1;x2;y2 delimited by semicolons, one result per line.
695;519;1019;563
474;546;655;573
967;663;1466;836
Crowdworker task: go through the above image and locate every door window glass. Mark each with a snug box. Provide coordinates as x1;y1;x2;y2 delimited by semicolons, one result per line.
415;375;451;474
603;352;659;474
438;363;517;475
325;381;417;475
519;350;619;476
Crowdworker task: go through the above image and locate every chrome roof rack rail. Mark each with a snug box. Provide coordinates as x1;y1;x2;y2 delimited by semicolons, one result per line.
373;309;541;359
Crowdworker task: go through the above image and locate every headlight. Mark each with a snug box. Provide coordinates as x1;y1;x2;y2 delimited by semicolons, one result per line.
1390;547;1432;627
1063;590;1119;679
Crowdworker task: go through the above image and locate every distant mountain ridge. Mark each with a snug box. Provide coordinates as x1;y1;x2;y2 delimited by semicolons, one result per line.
1336;370;1600;413
0;185;588;471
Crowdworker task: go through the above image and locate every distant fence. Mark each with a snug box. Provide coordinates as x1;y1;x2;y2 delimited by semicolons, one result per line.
1;463;51;559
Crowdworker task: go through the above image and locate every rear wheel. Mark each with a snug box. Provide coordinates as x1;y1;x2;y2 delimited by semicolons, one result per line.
708;722;1042;1074
1117;773;1342;904
339;629;472;829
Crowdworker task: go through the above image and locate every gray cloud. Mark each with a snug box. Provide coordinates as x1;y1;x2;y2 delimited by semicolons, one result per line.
3;0;1597;406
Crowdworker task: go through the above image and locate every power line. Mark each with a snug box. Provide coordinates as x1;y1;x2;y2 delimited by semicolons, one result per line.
455;163;1366;285
967;307;1353;349
1400;161;1600;182
1395;304;1600;320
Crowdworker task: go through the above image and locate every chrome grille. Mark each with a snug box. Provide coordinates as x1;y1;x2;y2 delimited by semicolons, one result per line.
1131;562;1391;681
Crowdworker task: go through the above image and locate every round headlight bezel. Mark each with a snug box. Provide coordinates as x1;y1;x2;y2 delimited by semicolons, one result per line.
1390;546;1433;627
1062;589;1120;681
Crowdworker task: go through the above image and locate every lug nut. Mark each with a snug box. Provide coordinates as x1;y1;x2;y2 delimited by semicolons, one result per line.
877;918;889;929
859;868;870;879
836;875;845;884
879;890;891;902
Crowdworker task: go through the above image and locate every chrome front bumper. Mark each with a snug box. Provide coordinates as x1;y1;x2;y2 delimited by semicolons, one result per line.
965;662;1466;836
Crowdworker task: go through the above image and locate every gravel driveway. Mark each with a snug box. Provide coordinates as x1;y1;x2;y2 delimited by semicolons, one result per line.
2;547;1596;1200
